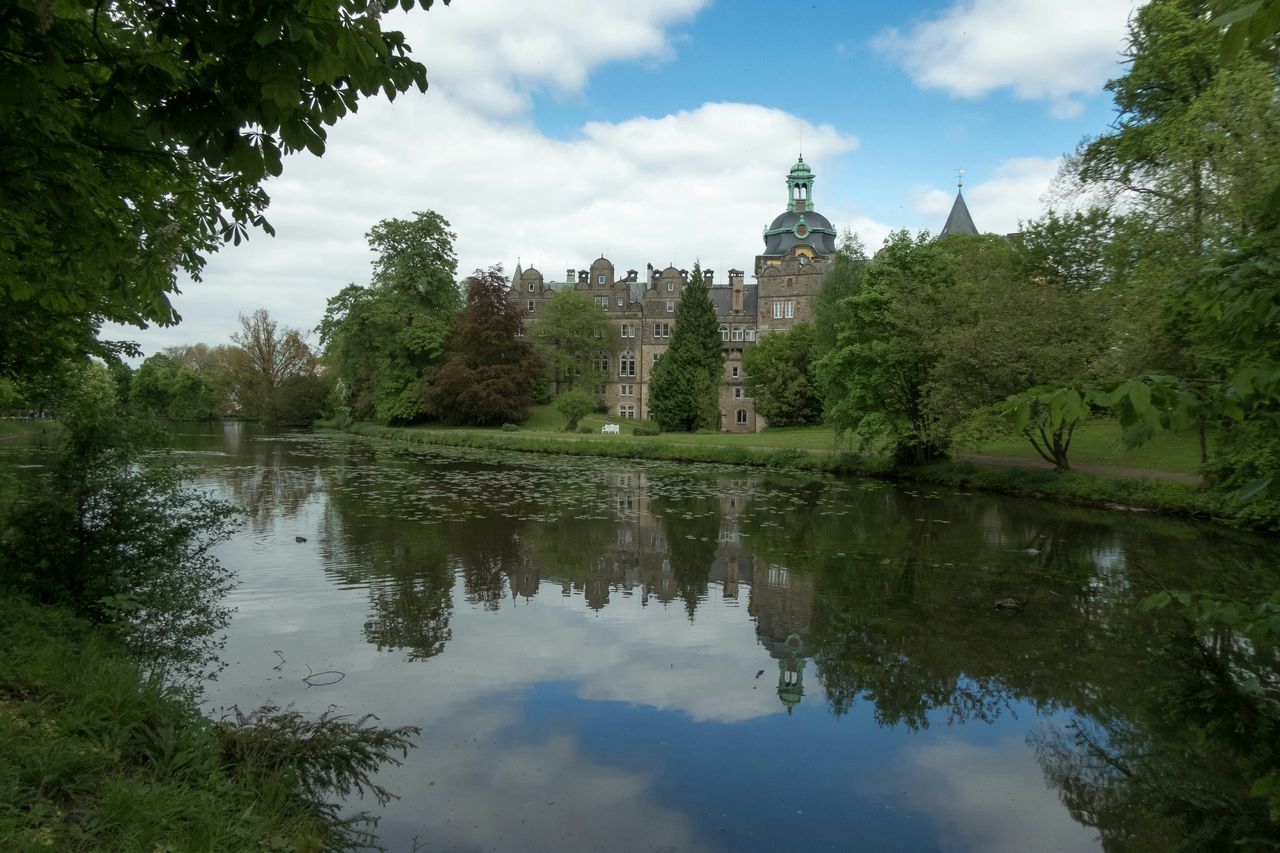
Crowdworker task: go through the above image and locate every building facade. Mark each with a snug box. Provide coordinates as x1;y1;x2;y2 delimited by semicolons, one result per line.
510;157;841;432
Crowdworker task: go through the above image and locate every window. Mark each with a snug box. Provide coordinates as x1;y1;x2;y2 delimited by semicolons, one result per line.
736;409;748;425
665;300;674;313
616;296;624;307
594;384;606;395
731;327;744;342
730;366;739;378
652;352;660;366
619;352;636;377
666;281;674;293
620;323;635;338
516;327;525;338
619;404;636;419
594;353;610;372
527;300;536;313
597;296;609;309
620;384;634;396
592;328;603;338
784;301;795;319
745;327;756;342
720;325;729;342
527;282;535;292
734;387;744;399
772;302;782;319
598;274;606;285
652;322;670;339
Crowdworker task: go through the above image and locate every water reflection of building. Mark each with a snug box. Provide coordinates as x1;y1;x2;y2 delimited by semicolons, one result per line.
748;563;815;713
482;470;817;712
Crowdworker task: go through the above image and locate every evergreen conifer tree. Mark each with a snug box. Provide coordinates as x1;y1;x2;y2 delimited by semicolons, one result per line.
649;262;722;431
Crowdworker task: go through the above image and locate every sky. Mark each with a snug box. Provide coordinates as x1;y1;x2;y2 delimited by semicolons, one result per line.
108;0;1144;356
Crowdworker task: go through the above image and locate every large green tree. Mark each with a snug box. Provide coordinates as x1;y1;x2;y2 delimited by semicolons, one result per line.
0;0;447;376
925;232;1106;440
648;262;722;432
743;324;823;427
532;291;611;395
816;231;952;464
318;211;460;423
422;267;542;426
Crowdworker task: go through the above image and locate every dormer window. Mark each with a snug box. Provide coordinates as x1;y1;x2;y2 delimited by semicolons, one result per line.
527;282;535;292
598;274;606;285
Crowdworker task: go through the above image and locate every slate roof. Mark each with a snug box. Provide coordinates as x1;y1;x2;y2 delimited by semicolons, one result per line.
709;284;758;317
940;190;978;237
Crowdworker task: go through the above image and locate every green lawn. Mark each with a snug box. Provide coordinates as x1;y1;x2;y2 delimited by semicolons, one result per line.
962;419;1204;476
402;408;1203;475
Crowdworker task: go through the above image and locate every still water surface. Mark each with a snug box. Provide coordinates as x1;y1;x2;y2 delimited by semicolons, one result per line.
172;423;1278;852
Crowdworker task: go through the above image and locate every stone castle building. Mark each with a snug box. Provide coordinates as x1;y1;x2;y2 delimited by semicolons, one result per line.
510;158;976;431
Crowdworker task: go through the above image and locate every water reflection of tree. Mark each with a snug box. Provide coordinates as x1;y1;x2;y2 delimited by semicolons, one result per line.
1031;626;1280;850
318;466;454;661
647;475;724;619
198;433;323;531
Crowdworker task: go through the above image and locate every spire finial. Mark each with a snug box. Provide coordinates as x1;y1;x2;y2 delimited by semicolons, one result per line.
957;167;966;189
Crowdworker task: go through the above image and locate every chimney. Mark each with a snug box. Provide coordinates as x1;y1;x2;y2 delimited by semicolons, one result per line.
730;269;744;313
578;270;589;285
647;263;655;287
679;268;688;281
704;269;714;286
626;269;638;282
567;269;575;284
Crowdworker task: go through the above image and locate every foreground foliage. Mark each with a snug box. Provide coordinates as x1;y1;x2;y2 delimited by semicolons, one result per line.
0;0;449;376
0;597;418;851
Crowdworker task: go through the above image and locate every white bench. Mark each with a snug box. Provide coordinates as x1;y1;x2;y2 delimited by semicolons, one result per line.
601;423;620;434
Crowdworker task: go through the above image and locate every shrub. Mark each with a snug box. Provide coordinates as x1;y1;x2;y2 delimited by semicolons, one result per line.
632;422;661;436
553;389;594;431
576;423;594;434
500;423;520;432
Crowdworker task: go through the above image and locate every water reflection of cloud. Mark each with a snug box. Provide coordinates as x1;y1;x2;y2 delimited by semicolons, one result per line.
417;578;785;724
371;699;716;853
878;736;1100;853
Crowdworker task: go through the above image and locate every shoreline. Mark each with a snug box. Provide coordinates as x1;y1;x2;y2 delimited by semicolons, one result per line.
328;423;1261;531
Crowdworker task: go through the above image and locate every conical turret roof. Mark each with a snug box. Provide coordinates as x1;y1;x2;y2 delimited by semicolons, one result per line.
940;189;978;237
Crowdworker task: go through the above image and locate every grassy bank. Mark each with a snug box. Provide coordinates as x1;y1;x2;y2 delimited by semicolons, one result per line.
334;421;1257;528
0;594;401;851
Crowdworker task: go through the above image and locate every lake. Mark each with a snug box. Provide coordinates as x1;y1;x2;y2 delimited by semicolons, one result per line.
171;423;1279;852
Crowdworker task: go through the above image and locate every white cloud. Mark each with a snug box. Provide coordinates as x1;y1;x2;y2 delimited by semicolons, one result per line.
106;95;861;355
876;0;1142;114
871;736;1101;853
397;0;708;116
910;155;1062;234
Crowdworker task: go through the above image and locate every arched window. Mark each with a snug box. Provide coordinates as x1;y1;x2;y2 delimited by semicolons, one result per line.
720;325;729;342
731;326;744;342
594;352;610;373
619;351;636;377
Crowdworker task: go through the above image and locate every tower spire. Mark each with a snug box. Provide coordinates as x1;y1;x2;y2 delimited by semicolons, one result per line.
786;155;814;213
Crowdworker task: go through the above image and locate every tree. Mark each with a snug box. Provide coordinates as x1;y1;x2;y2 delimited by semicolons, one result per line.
816;231;952;464
1;0;449;377
649;262;722;432
533;291;611;395
422;266;542;426
554;389;595;432
924;232;1106;440
230;309;316;422
812;233;869;358
743;324;823;427
130;353;218;421
318;212;460;424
